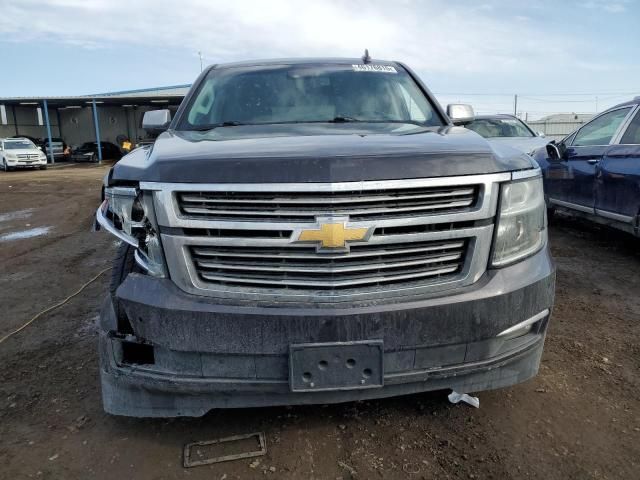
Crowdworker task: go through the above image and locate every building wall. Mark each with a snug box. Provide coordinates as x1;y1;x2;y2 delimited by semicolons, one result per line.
60;106;125;146
56;105;158;146
0;105;61;140
528;114;594;142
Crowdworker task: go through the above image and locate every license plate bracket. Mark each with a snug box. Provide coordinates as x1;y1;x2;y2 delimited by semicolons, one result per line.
289;340;384;392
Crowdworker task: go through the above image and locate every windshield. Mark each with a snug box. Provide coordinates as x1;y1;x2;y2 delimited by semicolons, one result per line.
466;118;534;138
179;64;443;130
4;140;37;150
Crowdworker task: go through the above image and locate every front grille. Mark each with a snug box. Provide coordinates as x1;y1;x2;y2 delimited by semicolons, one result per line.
177;185;479;222
17;154;39;160
189;239;468;290
151;172;508;301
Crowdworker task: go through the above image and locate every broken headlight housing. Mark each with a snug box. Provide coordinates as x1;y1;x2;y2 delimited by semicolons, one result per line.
492;175;546;267
97;187;167;277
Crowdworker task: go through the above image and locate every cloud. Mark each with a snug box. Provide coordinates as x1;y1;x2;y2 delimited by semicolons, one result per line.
580;0;629;12
0;0;616;78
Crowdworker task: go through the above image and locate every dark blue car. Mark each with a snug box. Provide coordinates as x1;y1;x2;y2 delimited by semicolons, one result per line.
534;98;640;236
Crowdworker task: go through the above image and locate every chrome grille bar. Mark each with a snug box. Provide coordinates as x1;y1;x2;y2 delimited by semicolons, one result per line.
180;199;475;219
199;265;460;289
195;254;462;274
177;186;477;221
191;240;465;260
179;187;475;205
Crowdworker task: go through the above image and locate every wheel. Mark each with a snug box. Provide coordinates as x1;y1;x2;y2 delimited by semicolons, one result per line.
92;153;97;163
110;242;143;334
1;158;6;171
39;165;48;170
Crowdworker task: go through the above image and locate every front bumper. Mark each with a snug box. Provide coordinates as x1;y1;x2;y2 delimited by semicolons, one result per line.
6;158;46;167
72;153;96;162
100;247;555;417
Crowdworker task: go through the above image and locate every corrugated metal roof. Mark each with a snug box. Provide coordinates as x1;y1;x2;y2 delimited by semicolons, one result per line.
0;84;191;104
91;84;191;97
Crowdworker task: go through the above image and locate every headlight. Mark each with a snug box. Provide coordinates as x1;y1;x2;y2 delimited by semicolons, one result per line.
97;187;167;277
6;153;16;159
491;175;546;267
39;153;46;160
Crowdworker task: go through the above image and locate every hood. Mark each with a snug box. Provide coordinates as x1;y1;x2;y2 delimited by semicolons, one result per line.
111;124;535;184
486;136;549;155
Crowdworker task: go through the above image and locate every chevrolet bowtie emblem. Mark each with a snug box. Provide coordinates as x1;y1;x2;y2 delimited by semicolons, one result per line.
294;218;372;251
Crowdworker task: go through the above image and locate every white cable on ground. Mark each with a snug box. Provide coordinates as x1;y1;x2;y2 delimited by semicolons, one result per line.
0;266;112;345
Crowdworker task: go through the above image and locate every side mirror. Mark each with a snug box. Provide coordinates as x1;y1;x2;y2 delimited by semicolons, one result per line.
446;104;475;125
142;109;171;134
537;131;546;138
546;141;566;162
38;146;43;151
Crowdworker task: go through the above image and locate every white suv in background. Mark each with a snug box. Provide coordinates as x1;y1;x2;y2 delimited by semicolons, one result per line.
0;138;48;171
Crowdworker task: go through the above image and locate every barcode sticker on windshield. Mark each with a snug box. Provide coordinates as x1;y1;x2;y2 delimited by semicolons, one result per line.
352;64;397;73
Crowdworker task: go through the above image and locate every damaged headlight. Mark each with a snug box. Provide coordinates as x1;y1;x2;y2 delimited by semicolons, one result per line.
97;187;167;277
492;174;546;267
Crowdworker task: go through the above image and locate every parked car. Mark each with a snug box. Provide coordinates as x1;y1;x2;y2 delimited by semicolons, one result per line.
0;137;48;170
10;135;69;162
466;114;548;155
534;98;640;236
41;137;67;161
71;141;123;162
95;57;555;417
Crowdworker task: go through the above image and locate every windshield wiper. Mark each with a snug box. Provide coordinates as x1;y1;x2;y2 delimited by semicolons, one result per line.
191;121;245;131
327;115;361;123
326;117;427;127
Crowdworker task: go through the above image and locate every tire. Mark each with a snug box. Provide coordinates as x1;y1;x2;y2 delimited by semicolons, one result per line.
109;242;142;333
39;165;47;170
1;158;6;171
92;153;97;163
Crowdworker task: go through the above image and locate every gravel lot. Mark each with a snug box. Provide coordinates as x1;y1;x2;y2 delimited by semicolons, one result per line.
1;165;639;480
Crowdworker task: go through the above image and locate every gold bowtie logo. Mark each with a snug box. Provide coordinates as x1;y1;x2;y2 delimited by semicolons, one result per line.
296;220;371;250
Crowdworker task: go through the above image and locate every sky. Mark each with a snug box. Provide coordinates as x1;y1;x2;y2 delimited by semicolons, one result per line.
0;0;639;119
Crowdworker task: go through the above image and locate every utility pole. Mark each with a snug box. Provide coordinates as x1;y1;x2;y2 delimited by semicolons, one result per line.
513;94;518;116
198;51;203;72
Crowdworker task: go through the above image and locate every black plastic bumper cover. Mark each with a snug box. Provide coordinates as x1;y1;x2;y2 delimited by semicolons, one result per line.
100;247;555;417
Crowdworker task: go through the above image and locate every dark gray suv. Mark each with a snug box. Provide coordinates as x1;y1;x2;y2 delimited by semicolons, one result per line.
96;58;555;417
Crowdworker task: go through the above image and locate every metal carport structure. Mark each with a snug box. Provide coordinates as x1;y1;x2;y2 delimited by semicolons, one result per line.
0;85;189;164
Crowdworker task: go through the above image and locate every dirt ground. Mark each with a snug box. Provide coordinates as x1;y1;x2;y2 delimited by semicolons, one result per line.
0;164;638;480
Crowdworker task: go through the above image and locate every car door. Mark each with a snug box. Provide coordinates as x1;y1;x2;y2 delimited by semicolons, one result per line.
596;105;640;228
546;106;634;212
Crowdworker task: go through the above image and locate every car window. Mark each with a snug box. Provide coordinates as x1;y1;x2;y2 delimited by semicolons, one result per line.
572;107;632;146
466;118;534;138
620;109;640;145
4;140;36;149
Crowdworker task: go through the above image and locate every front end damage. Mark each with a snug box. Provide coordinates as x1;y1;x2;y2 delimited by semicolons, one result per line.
97;170;555;417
